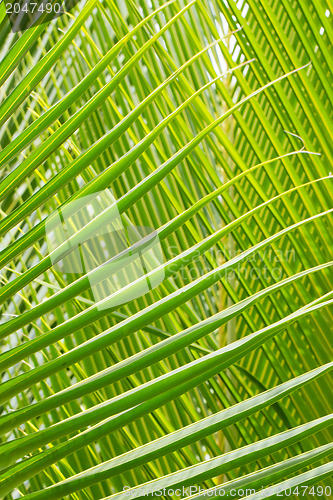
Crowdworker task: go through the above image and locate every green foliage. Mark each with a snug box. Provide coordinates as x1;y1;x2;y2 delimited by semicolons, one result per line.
0;0;332;498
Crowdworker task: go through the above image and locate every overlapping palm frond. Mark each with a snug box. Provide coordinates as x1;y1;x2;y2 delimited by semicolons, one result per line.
0;0;332;499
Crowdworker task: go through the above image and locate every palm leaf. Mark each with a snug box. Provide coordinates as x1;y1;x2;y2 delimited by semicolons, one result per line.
0;0;332;499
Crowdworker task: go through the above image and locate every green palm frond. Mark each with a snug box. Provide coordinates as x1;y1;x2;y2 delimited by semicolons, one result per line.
0;0;332;499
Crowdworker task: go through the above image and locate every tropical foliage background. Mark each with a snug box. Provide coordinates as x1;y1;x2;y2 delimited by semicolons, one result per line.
0;0;332;498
